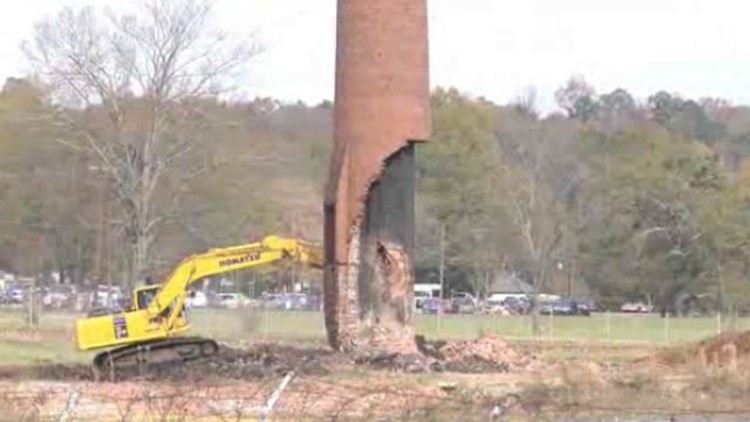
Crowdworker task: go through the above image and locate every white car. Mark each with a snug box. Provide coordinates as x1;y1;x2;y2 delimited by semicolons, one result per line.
483;298;510;315
186;291;208;308
414;290;431;310
217;293;250;309
96;287;122;308
452;292;478;306
621;302;653;313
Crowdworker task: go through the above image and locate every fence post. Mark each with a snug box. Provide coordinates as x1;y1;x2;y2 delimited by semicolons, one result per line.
57;390;80;422
437;223;445;338
606;311;611;343
717;311;722;335
664;313;670;343
260;370;297;422
549;308;554;341
436;310;442;336
265;302;271;335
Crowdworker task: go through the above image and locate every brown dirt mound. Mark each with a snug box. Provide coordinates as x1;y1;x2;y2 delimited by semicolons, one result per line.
353;335;539;374
409;334;539;373
652;330;750;367
439;335;538;372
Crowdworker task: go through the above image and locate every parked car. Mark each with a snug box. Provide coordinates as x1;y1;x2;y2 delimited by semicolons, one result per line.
452;292;478;305
186;291;208;308
576;299;598;314
206;291;224;308
503;296;531;315
259;293;284;309
3;286;24;304
421;298;443;315
451;297;476;314
217;293;251;309
94;286;122;308
42;286;72;308
414;290;432;310
621;302;653;313
483;298;510;315
451;292;478;314
540;299;591;316
306;294;323;311
279;293;309;310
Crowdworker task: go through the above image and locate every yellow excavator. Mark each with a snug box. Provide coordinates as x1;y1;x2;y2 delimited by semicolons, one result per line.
75;235;322;374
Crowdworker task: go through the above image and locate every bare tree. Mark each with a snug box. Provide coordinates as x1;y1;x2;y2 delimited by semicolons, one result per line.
555;75;598;121
23;0;259;286
512;86;539;120
494;110;581;334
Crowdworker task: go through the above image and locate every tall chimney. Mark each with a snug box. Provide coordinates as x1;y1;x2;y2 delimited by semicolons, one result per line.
324;0;430;353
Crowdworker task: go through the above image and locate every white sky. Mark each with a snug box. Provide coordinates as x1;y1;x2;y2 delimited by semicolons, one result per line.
2;0;750;111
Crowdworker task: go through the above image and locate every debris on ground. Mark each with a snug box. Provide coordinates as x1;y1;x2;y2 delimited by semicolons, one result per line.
354;352;435;373
0;336;538;382
356;334;541;374
0;344;338;383
118;344;334;382
436;335;539;373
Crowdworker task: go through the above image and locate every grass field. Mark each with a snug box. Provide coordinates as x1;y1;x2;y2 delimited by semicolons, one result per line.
0;307;748;366
190;308;750;344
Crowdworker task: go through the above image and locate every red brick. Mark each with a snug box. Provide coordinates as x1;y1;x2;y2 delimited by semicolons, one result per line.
324;0;430;352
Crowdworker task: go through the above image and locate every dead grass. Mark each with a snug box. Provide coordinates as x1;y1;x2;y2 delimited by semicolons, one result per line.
3;359;750;421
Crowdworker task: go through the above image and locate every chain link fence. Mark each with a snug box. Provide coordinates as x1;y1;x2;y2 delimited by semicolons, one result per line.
188;307;750;345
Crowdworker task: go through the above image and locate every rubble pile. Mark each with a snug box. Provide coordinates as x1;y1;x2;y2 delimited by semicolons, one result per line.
437;335;538;373
112;345;333;382
2;337;538;382
354;352;434;373
1;344;338;383
181;344;343;381
355;334;539;374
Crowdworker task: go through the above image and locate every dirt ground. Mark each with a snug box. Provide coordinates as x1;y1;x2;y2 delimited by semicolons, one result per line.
2;334;750;421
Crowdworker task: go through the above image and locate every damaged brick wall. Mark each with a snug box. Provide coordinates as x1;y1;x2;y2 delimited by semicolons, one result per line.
324;0;430;353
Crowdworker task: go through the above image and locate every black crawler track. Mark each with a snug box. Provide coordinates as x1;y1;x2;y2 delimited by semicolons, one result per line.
92;336;219;381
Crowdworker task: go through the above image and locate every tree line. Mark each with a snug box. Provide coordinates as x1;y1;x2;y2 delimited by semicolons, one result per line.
418;81;750;312
0;2;748;312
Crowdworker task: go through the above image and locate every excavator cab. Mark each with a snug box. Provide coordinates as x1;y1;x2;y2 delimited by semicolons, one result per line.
132;284;189;325
133;285;159;311
76;284;191;352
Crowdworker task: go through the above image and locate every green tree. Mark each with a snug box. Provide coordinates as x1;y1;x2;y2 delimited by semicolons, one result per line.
577;128;725;310
598;88;639;133
647;92;726;144
555;76;599;121
417;88;503;295
0;78;98;283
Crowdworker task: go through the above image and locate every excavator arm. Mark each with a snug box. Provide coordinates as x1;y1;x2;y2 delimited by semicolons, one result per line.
145;236;322;332
75;235;322;352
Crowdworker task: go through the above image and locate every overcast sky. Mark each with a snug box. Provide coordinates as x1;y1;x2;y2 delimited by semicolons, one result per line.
2;0;749;112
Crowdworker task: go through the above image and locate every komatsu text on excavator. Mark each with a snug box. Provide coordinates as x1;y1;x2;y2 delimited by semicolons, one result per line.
75;235;322;375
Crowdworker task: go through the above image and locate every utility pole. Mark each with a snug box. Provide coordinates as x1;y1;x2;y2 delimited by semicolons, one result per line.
567;259;576;298
438;223;446;330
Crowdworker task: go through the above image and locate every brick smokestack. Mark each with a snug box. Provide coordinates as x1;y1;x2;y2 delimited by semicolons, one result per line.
324;0;430;353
